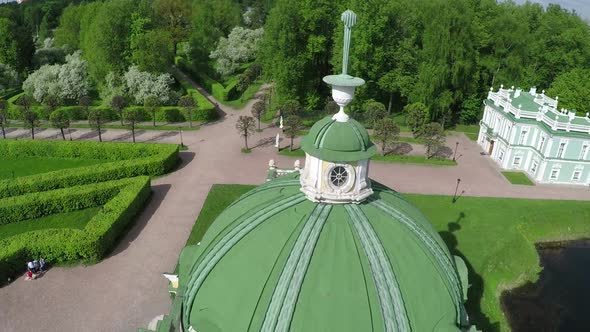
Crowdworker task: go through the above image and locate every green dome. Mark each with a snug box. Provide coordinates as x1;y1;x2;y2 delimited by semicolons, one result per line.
301;116;376;162
177;175;468;332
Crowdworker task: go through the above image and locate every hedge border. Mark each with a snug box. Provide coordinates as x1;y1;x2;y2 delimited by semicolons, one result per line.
0;176;151;284
0;139;178;198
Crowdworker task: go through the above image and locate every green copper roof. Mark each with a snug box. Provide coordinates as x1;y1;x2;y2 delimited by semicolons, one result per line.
301;116;376;162
175;175;468;332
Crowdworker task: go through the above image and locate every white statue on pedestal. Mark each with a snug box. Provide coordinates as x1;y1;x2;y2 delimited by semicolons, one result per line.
279;116;284;129
275;133;280;148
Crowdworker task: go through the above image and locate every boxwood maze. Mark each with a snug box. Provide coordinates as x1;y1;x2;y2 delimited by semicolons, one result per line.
0;140;179;283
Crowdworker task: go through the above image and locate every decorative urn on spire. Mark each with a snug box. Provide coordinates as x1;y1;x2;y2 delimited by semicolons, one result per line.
300;9;376;204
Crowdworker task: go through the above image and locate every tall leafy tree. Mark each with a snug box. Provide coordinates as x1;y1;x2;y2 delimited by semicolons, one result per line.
284;115;303;151
547;68;590;113
178;95;196;128
251;100;265;131
144;96;159;127
235;115;256;150
131;29;174;73
122;108;144;143
50;109;71;140
88;108;107;142
422;122;446;159
0;99;7;139
153;0;192;55
404;102;430;137
16;95;38;140
373;118;399;156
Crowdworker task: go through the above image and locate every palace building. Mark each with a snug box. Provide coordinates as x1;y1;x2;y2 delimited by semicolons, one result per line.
478;86;590;185
143;10;479;332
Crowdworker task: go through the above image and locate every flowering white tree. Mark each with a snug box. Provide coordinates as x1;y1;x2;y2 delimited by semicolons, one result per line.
210;27;264;77
22;51;89;103
123;66;174;105
0;63;19;92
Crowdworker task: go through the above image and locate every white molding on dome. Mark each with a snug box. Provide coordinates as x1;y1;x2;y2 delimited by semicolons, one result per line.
300;153;372;204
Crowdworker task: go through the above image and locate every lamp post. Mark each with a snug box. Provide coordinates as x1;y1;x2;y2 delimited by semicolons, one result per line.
453;141;459;161
179;127;184;147
452;178;461;203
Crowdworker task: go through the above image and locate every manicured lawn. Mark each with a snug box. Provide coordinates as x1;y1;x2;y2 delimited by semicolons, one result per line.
0;157;109;179
222;80;263;109
278;148;456;166
501;171;535;185
187;184;590;331
452;124;480;141
0;208;100;241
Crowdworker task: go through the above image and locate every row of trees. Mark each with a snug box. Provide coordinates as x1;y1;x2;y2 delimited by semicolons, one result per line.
259;0;590;125
0;92;198;143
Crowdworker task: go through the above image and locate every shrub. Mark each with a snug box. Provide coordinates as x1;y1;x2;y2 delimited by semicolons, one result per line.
0;140;178;198
0;176;151;283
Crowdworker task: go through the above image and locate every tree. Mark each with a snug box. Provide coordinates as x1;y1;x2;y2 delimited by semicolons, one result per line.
122;108;144;143
422;122;446;159
178;95;195;128
235;115;256;150
209;27;264;77
131;29;174;73
404;102;430;137
54;4;85;51
0;99;7;139
124;66;174;105
283;115;303;151
110;95;126;125
373;118;400;156
547;68;590;112
280;100;302;118
50;109;71;140
144;96;159;127
43;95;61;119
251;100;265;131
0;63;19;93
88;108;107;142
0;17;34;72
364;99;387;128
17;95;38;140
79;95;92;117
22;51;90;104
153;0;192;55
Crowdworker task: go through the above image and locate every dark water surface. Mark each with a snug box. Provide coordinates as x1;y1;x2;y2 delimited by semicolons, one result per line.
501;240;590;332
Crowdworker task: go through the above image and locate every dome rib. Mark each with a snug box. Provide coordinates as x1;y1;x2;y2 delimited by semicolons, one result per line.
370;199;466;325
345;204;411;332
262;204;332;332
230;179;301;208
183;194;307;329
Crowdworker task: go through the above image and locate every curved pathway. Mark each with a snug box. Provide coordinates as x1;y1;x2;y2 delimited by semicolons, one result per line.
2;74;590;332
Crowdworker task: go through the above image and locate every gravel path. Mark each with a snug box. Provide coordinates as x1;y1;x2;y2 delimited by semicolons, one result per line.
1;74;589;332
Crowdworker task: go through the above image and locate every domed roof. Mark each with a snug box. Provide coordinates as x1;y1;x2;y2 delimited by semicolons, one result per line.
177;174;468;332
301;116;376;162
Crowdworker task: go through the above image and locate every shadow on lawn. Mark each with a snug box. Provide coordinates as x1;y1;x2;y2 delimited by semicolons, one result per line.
439;212;500;332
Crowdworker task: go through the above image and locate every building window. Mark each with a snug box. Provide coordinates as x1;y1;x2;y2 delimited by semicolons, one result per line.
580;144;589;160
513;156;522;166
499;150;505;161
572;170;582;181
329;166;349;187
550;169;559;180
530;160;538;174
557;142;567;159
538;136;546;152
519;129;528;145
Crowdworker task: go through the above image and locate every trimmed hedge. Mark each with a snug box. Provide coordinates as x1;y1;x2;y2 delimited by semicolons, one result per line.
0;140;178;198
0;176;151;283
172;69;217;122
177;59;237;102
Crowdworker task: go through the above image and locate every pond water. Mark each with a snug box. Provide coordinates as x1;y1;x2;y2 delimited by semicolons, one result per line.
501;240;590;332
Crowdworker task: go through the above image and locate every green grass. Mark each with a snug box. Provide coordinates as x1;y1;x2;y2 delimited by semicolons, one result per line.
452;124;480;141
222;80;264;109
0;208;100;241
501;171;535;185
186;184;590;331
0;157;109;180
278;148;456;166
